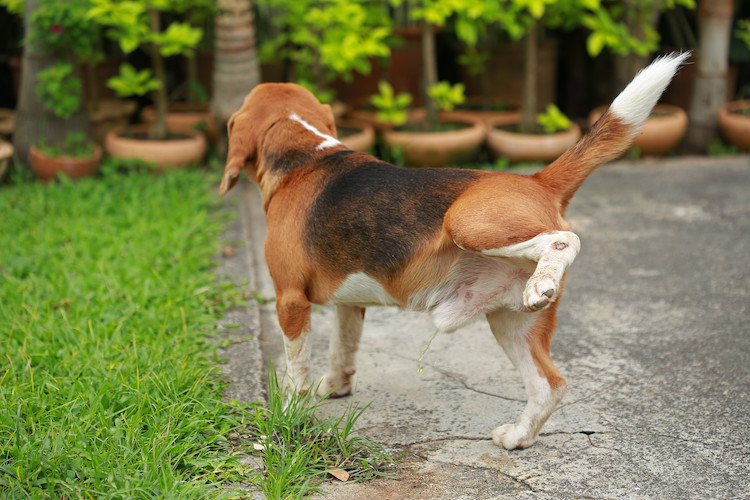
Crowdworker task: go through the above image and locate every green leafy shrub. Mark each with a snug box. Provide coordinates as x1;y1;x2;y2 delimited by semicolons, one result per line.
35;62;82;120
258;0;391;102
371;81;412;127
427;82;467;112
536;103;572;134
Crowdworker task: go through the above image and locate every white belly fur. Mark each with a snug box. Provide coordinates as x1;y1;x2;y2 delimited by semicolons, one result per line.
329;254;533;332
330;272;401;306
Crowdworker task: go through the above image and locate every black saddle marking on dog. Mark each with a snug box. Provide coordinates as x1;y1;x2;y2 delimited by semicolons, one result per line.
306;153;480;279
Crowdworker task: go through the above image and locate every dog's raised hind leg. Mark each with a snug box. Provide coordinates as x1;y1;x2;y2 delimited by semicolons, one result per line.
482;231;580;311
319;305;365;398
486;306;566;449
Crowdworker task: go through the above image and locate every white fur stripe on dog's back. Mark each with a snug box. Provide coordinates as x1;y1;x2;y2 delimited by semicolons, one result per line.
609;52;690;133
289;112;342;150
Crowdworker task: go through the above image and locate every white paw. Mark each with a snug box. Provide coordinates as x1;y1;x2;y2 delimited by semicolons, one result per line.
524;275;558;311
491;423;537;450
317;372;354;398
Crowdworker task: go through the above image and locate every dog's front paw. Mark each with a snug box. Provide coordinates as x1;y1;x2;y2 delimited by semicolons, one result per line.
317;371;354;398
491;423;537;450
524;275;558;311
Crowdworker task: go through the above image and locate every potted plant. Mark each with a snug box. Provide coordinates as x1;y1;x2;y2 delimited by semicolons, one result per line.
141;0;218;141
488;103;580;163
361;0;485;167
89;0;207;168
481;1;584;162
16;0;103;181
9;0;101;166
29;62;102;182
718;19;750;151
381;80;487;167
582;0;694;156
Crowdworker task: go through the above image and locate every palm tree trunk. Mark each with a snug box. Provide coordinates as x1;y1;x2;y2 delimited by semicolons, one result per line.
686;0;733;152
211;0;262;128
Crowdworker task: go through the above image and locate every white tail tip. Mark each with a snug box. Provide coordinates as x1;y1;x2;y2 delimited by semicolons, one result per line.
609;52;691;132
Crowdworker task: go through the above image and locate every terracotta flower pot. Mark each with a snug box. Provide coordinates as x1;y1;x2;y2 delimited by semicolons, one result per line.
588;104;687;156
383;112;487;167
0;140;13;179
486;118;582;163
29;144;102;183
336;119;375;152
105;125;207;170
88;98;137;145
718;100;750;152
141;103;218;141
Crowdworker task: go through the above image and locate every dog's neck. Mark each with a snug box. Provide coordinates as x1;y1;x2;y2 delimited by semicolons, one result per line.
287;112;341;151
256;112;346;209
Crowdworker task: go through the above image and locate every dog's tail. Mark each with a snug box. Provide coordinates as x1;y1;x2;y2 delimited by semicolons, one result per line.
535;52;689;212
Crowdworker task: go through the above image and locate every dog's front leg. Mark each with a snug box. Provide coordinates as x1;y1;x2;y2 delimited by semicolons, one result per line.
319;305;365;398
277;289;313;393
486;307;566;449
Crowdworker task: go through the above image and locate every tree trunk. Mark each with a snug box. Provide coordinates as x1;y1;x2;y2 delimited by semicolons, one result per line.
613;2;660;94
686;0;733;152
520;21;538;134
148;8;168;140
13;0;90;166
421;20;439;130
211;0;262;128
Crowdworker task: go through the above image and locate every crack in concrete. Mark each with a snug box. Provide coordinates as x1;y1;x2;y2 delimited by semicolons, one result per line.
431;364;526;403
401;437;617;499
557;382;618;409
385;349;526;403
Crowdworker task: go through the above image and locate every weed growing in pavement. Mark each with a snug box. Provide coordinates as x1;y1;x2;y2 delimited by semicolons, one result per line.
239;366;395;499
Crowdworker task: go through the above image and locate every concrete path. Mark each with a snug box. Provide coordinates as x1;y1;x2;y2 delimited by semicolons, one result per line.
217;156;750;499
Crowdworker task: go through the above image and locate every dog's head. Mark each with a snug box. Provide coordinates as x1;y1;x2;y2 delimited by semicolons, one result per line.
218;83;338;197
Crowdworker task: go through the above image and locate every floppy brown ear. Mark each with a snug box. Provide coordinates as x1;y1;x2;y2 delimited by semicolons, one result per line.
320;103;339;138
218;113;255;197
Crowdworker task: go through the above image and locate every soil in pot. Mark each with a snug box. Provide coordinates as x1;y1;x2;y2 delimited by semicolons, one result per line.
105;124;207;170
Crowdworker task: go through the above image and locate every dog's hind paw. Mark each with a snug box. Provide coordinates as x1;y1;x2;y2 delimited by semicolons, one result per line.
523;275;557;311
317;371;354;398
491;423;537;450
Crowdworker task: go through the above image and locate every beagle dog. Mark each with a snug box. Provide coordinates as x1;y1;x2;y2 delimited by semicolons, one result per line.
219;53;688;450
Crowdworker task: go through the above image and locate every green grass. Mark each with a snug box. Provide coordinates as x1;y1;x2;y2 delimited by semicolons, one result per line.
0;165;394;499
0;167;245;498
243;368;394;499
